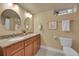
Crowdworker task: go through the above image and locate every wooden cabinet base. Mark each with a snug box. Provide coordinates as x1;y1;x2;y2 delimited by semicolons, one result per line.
0;34;40;56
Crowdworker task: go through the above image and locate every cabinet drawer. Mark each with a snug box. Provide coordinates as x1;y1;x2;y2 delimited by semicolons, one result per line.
25;38;33;46
6;41;24;56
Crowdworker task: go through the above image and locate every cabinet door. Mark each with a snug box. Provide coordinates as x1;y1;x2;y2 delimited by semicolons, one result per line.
33;35;40;55
12;49;24;56
33;40;38;55
37;39;40;50
33;37;40;55
25;43;33;56
4;41;24;56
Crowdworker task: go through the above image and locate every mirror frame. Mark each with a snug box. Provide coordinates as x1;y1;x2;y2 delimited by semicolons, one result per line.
24;17;33;33
1;9;21;31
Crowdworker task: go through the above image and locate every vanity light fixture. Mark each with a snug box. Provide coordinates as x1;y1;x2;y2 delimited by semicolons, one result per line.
54;5;77;16
8;3;13;6
14;4;19;11
55;9;73;16
25;12;32;18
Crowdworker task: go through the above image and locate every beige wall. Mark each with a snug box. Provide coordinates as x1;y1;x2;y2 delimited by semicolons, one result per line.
0;3;33;36
34;4;79;52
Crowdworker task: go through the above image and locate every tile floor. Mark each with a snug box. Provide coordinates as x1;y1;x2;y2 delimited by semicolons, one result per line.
35;48;64;56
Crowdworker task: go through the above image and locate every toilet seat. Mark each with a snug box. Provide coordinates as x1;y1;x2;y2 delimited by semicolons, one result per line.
63;47;78;56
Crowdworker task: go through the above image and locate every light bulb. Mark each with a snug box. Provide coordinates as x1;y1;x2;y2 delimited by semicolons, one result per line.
14;4;19;11
25;12;32;18
8;3;12;6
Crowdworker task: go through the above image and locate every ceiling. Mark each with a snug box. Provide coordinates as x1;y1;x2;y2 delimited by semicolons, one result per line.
19;3;76;14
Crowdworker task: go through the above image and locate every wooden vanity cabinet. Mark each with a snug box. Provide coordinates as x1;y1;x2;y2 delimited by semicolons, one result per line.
0;34;40;56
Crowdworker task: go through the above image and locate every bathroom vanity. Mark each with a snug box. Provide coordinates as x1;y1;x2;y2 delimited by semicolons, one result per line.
0;33;40;56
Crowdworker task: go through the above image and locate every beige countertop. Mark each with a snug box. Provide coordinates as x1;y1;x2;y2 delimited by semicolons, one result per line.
0;33;40;48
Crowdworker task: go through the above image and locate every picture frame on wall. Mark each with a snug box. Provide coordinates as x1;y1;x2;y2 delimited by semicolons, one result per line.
48;21;57;30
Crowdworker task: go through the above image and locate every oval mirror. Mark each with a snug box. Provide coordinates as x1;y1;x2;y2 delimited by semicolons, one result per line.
1;9;21;31
24;17;33;33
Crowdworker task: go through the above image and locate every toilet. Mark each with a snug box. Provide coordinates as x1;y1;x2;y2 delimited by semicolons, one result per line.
59;37;78;56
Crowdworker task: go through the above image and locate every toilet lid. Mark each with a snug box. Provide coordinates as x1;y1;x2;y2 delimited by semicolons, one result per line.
63;47;78;56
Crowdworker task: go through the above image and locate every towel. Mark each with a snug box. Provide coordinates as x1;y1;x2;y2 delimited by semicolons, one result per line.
62;20;70;32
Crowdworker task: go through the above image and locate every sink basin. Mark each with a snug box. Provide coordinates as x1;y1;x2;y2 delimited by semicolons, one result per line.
0;39;7;43
8;36;24;41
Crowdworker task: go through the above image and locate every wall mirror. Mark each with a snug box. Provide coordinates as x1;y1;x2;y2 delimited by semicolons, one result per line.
24;17;33;33
1;9;21;31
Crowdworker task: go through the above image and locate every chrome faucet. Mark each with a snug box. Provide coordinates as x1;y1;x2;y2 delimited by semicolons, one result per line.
12;33;15;37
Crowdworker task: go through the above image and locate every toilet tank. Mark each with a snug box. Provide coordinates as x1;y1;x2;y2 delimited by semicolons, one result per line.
59;37;72;47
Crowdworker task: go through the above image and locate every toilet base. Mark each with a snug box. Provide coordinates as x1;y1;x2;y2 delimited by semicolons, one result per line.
63;47;78;56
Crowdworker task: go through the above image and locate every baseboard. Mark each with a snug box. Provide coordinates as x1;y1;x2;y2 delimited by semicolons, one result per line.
41;45;64;54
